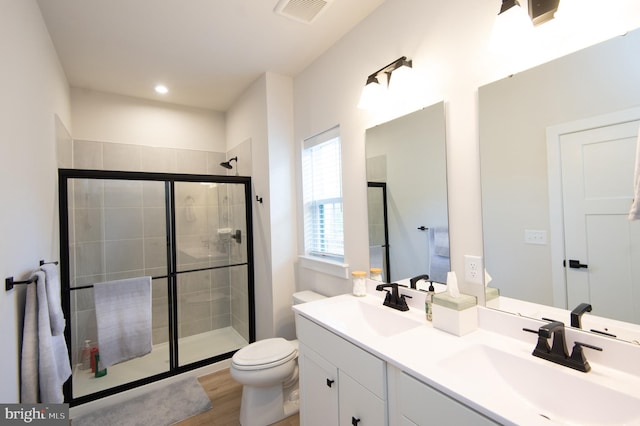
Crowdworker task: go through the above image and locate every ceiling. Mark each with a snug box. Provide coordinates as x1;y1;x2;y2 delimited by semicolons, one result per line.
37;0;385;111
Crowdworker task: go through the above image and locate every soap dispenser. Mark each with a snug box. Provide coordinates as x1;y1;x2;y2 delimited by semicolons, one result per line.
425;282;435;321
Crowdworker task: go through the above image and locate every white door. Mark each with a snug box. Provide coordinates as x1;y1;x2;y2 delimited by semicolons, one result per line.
560;120;640;323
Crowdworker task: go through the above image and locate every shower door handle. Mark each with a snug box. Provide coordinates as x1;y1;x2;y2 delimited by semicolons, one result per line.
231;229;242;244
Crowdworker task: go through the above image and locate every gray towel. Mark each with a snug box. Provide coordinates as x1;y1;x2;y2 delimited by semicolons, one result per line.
21;271;72;403
94;277;152;368
21;279;39;403
40;263;65;336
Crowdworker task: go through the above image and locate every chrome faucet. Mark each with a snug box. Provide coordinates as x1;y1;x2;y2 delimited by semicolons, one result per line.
409;274;430;289
524;320;602;372
375;283;411;311
570;303;592;328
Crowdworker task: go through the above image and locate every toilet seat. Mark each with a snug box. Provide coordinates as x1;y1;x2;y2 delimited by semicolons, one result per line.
232;338;297;371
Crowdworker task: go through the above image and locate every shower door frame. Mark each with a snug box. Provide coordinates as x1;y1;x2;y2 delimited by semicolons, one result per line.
58;168;256;406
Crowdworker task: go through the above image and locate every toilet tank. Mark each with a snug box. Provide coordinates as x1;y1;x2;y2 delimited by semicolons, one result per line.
292;291;326;305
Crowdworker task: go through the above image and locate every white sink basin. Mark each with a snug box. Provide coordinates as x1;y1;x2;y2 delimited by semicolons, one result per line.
306;297;423;338
440;344;640;425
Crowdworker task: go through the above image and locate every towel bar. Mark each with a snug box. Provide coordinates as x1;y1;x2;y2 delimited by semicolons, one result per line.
5;259;57;291
5;275;38;291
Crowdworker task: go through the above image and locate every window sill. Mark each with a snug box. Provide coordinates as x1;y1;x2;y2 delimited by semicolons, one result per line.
298;255;350;279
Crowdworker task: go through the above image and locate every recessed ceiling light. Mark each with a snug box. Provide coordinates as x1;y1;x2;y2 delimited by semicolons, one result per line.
155;84;168;94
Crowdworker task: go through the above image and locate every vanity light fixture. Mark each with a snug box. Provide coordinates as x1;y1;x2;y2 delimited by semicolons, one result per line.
498;0;522;15
528;0;561;26
357;56;413;109
497;0;560;26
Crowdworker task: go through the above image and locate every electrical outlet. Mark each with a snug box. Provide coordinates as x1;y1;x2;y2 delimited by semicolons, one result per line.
524;229;547;245
464;255;483;285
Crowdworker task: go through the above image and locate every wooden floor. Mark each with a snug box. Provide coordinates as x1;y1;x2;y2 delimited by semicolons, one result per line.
175;369;300;426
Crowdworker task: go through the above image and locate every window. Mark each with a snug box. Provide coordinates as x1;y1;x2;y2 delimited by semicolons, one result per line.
302;126;344;261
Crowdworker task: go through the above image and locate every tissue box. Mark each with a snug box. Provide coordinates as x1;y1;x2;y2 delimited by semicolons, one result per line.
432;293;478;336
485;287;500;309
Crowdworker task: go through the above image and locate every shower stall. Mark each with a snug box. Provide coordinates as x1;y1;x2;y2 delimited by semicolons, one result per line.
59;169;255;405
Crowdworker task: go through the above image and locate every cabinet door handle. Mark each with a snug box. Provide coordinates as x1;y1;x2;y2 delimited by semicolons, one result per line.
326;378;335;388
352;417;361;425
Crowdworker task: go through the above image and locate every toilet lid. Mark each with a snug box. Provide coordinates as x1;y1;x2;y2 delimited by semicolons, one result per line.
232;338;297;369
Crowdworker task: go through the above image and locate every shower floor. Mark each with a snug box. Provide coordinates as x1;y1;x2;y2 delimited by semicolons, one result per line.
72;326;248;399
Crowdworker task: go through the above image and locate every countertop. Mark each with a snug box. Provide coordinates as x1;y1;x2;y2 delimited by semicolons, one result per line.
293;292;640;426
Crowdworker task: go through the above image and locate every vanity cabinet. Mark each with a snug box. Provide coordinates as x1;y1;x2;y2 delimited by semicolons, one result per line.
389;366;498;425
296;316;387;426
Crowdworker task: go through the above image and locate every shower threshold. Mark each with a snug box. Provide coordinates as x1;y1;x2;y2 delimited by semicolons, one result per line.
72;326;248;399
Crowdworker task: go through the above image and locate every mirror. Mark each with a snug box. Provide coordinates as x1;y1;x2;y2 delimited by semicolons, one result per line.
365;102;449;284
480;29;640;341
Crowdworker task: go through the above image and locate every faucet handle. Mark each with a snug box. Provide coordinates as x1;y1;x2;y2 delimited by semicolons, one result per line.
523;327;552;354
569;341;603;372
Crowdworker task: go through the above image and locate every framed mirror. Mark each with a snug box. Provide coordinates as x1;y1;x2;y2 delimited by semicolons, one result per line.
365;102;449;285
480;29;640;342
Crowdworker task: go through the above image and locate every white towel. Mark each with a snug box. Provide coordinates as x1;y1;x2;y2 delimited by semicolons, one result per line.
21;271;72;403
94;277;152;368
429;255;450;284
629;130;640;221
430;227;450;257
21;279;39;403
428;227;450;283
40;263;65;336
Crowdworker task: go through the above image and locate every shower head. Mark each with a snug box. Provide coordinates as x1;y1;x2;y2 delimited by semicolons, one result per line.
220;156;238;170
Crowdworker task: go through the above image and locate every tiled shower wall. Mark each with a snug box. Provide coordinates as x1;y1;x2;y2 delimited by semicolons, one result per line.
61;138;252;365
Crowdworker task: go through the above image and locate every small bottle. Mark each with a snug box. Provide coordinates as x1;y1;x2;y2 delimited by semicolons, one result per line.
351;271;367;297
80;340;92;370
90;347;99;373
94;352;107;378
425;282;435;321
370;268;383;282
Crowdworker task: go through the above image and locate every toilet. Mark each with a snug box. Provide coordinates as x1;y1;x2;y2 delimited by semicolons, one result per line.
230;290;326;426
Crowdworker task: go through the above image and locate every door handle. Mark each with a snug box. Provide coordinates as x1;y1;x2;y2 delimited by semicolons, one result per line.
326;378;334;388
352;417;361;426
565;259;588;269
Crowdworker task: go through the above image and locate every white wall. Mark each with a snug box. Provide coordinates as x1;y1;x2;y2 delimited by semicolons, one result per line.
293;0;640;301
71;88;226;151
0;0;70;402
264;73;297;338
225;72;297;340
226;75;273;339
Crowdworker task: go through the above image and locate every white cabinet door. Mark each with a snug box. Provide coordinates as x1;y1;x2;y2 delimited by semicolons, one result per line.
338;371;386;426
299;344;338;426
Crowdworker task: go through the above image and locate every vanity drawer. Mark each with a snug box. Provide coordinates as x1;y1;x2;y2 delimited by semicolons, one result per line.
399;372;498;425
296;315;386;399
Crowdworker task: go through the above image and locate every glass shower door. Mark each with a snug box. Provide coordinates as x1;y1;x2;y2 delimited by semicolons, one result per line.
174;181;251;366
65;177;171;399
61;170;255;405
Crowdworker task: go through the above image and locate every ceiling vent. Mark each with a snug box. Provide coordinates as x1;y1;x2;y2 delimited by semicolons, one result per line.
274;0;332;24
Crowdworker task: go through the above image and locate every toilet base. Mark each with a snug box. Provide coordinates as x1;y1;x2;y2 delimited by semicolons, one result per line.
239;381;299;426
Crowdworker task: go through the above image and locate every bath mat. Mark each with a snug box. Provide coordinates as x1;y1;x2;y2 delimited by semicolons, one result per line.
72;377;212;426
